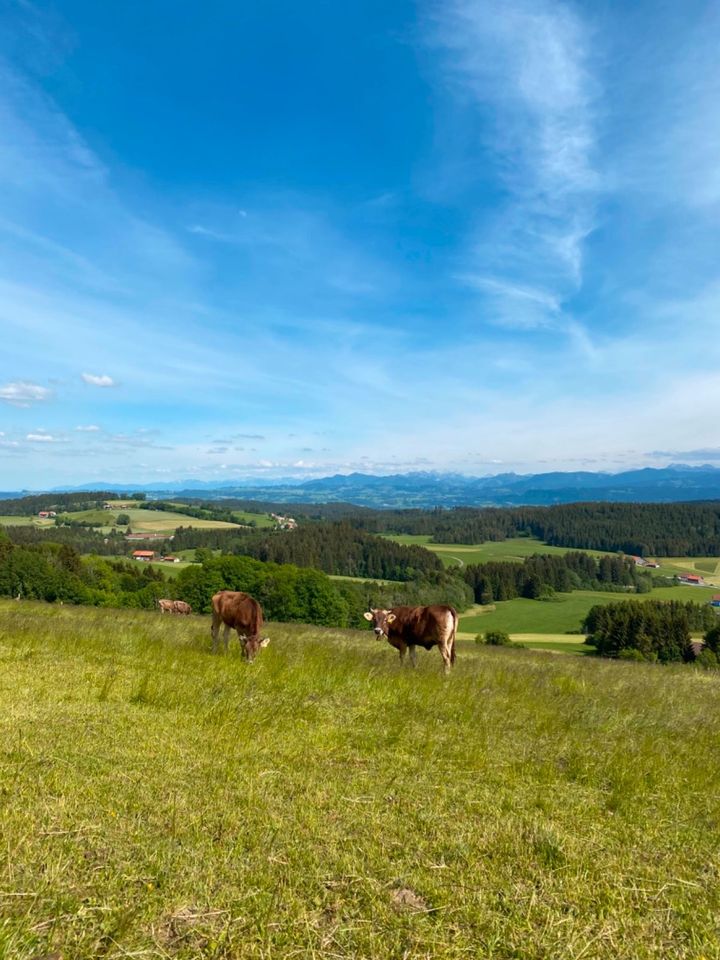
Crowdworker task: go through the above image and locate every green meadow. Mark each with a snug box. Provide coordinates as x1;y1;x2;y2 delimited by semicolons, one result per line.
64;507;243;533
385;535;608;567
0;516;55;528
229;510;276;528
1;601;720;959
460;586;719;637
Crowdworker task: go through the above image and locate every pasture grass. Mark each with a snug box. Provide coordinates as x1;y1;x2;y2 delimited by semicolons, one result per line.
64;508;242;533
229;510;276;528
652;557;720;586
146;560;195;578
384;536;608;568
2;601;720;958
457;632;590;656
386;537;720;591
460;586;720;636
159;505;274;529
0;516;55;528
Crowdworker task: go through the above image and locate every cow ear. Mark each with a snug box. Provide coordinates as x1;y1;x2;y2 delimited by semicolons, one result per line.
260;637;270;648
386;613;396;623
363;612;374;621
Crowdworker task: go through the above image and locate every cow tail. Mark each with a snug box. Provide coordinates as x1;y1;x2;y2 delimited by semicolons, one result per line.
450;608;458;664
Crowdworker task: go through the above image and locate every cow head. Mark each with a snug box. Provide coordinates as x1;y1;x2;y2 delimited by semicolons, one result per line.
243;635;271;662
363;608;396;639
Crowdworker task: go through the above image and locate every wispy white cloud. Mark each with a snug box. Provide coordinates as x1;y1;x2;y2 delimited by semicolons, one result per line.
0;381;52;406
81;373;116;388
428;0;600;331
26;431;65;443
75;424;101;432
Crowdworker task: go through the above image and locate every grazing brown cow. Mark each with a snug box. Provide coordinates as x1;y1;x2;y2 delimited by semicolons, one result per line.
211;590;270;661
364;605;458;673
157;598;192;615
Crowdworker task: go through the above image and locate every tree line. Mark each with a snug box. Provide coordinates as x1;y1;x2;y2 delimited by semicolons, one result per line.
0;491;130;516
173;522;444;581
0;537;166;608
2;524;135;556
176;498;720;557
583;600;718;662
346;501;720;557
7;492;720;557
462;551;654;604
0;532;472;628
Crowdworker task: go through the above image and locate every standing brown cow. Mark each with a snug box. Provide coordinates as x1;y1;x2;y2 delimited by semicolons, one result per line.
211;590;270;661
363;605;457;673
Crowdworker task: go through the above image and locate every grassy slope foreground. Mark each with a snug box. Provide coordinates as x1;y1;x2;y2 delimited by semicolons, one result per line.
1;604;720;959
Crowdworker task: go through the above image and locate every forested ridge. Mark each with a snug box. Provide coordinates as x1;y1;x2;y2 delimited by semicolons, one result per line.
3;524;134;555
6;494;720;557
173;522;443;581
348;501;720;556
462;551;653;604
0;492;126;515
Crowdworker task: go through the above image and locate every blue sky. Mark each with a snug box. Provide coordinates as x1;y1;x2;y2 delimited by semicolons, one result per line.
0;0;719;488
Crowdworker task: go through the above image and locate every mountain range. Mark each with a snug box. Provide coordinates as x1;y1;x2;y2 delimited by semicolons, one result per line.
3;464;717;508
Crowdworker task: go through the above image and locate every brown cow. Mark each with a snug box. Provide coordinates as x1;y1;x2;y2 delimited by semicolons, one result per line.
211;590;270;661
364;605;458;673
157;598;192;615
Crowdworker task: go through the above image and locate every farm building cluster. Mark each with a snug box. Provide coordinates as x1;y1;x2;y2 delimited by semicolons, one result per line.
270;513;297;530
132;550;180;562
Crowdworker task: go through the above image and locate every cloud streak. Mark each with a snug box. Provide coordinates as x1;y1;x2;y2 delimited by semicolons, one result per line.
429;0;599;331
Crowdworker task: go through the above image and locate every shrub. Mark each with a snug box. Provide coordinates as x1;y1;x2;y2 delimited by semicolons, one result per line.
618;648;647;662
695;648;720;670
480;630;512;646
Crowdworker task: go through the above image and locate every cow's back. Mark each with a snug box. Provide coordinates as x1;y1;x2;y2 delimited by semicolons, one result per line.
212;590;263;635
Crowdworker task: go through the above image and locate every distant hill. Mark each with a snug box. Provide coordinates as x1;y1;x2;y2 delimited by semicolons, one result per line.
32;464;720;508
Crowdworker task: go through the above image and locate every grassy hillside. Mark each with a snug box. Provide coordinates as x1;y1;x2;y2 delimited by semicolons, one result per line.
63;507;243;533
0;515;55;528
1;601;719;958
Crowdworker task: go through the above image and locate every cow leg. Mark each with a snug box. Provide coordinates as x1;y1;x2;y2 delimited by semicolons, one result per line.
397;643;408;664
439;643;453;674
408;645;418;668
211;612;220;652
223;623;231;653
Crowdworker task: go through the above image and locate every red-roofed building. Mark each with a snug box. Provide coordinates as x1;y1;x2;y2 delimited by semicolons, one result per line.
678;573;704;585
132;550;155;561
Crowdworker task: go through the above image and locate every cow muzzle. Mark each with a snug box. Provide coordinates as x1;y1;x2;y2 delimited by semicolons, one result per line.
374;628;385;639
